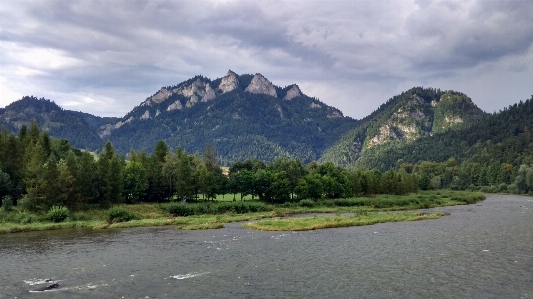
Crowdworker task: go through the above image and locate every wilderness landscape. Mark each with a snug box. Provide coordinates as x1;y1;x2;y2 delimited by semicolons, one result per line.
1;1;533;298
0;71;532;224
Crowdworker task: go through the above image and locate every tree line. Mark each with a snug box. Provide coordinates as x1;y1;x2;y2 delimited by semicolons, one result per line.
0;122;420;212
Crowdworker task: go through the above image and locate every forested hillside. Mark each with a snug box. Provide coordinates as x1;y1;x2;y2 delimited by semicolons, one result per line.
320;87;487;166
100;71;357;164
0;96;118;151
0;72;357;165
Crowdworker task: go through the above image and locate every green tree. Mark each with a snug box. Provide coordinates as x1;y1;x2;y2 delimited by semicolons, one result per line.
123;161;149;203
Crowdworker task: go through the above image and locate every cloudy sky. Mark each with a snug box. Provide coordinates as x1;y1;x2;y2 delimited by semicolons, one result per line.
1;0;532;119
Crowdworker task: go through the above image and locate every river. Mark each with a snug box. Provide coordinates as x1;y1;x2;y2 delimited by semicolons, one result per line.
1;194;532;298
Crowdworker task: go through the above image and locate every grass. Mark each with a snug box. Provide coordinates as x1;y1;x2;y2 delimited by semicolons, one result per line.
242;211;449;231
0;190;484;233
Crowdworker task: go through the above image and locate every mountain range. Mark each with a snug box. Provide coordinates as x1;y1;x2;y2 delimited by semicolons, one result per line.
1;70;531;169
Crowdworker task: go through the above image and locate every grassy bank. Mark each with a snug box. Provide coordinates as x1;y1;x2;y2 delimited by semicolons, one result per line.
0;191;484;234
242;211;449;231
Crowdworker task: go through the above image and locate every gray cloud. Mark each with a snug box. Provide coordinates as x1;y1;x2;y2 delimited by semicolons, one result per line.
1;0;532;119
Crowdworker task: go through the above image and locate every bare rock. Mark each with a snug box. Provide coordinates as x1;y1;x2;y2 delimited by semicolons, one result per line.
218;70;239;93
151;88;172;104
167;100;183;111
140;110;150;120
245;73;277;97
283;85;302;100
202;83;216;102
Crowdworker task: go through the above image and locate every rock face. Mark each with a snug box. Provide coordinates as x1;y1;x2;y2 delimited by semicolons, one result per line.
98;116;134;138
367;95;431;148
202;84;216;102
218;70;239;93
245;74;277;97
150;88;172;104
283;85;302;100
143;78;215;108
141;110;150;120
167;100;183;111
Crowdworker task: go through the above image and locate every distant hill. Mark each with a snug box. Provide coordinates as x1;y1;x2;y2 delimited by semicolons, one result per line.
0;96;118;150
320;87;488;167
351;96;533;171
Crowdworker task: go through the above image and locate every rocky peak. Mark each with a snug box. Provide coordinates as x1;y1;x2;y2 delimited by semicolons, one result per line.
147;88;172;105
244;73;277;97
218;70;239;93
283;85;302;100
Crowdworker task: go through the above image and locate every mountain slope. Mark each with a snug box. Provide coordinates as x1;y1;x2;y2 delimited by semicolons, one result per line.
320;87;487;167
0;96;118;150
354;96;533;171
99;71;357;164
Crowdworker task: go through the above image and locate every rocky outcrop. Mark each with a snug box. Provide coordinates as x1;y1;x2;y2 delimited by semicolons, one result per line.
245;74;277;97
444;115;463;124
283;85;302;100
143;78;215;108
218;70;239;93
167;100;183;111
150;88;172;104
310;102;321;109
327;110;343;118
140;110;150;120
186;95;199;108
98;116;134;138
367;95;431;148
202;84;216;102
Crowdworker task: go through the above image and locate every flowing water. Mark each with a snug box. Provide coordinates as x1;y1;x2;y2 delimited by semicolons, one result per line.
1;194;532;298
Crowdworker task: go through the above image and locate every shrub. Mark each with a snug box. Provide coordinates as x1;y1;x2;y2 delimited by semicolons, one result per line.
2;196;14;212
17;195;36;211
298;199;315;207
14;211;37;224
213;202;270;214
166;203;194;216
47;206;70;223
106;206;137;223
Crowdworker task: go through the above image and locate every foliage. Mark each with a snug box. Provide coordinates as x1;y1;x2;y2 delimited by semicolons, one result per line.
46;205;70;223
298;199;315;207
1;196;13;212
106;206;137;223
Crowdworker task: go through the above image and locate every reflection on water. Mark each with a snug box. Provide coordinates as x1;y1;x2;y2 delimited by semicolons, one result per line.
1;195;532;299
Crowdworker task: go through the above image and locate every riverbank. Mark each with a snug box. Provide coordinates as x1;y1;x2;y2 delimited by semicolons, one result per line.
0;190;485;234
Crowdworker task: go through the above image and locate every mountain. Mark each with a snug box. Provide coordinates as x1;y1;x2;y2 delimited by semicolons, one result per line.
320;87;488;167
0;96;119;150
98;70;357;164
352;96;533;171
0;71;357;164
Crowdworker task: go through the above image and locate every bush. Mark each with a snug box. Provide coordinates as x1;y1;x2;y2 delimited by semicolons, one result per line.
14;211;37;224
17;195;36;211
2;196;14;212
213;202;270;214
106;206;137;223
298;199;315;207
47;206;70;223
166;203;194;216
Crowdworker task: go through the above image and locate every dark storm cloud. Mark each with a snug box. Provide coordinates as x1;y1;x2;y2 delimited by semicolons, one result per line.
1;0;532;118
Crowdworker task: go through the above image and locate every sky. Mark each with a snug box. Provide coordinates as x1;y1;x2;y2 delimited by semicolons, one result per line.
1;0;532;119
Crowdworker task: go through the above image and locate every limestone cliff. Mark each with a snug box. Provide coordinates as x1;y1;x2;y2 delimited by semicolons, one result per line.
244;74;277;97
218;70;239;93
283;85;302;100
